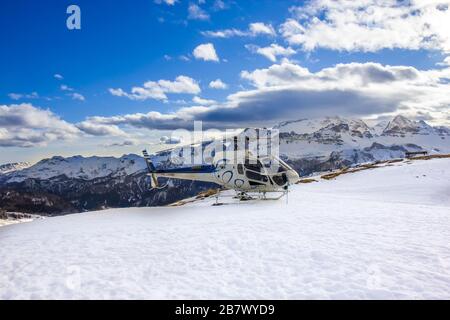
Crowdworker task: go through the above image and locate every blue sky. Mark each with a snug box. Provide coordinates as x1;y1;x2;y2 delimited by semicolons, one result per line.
1;0;450;163
2;0;297;121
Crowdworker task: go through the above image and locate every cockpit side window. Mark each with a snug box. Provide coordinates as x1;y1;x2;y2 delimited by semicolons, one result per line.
244;161;262;172
237;164;244;174
246;170;268;182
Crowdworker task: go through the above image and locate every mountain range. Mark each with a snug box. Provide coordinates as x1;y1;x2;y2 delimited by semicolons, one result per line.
1;115;449;214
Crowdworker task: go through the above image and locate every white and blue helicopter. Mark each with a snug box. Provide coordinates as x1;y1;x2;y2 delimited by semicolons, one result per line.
142;129;300;200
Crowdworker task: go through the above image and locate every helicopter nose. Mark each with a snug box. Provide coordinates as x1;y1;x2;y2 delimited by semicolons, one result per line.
287;170;300;184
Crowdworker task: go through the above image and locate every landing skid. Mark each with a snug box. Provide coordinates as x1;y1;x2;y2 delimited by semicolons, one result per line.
213;189;289;205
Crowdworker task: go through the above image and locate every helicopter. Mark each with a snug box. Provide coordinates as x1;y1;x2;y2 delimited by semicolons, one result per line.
142;129;300;201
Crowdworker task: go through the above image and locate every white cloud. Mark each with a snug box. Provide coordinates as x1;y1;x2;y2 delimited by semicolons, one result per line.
0;103;80;147
154;0;177;5
202;22;276;38
246;43;296;62
209;79;228;89
201;29;247;38
8;93;23;100
240;62;311;88
161;135;182;144
437;56;450;66
54;74;64;80
192;96;217;105
213;0;227;11
109;75;201;101
60;84;74;91
7;92;39;100
240;61;423;89
280;0;450;52
236;61;450;123
103;139;138;148
79;112;183;131
59;85;85;101
70;93;85;101
76;122;126;137
193;43;219;62
188;3;209;20
158;76;201;94
249;22;276;36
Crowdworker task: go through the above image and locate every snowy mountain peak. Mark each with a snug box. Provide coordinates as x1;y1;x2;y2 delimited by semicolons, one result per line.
275;115;450;161
3;154;146;183
275;116;373;137
391;115;415;127
0;162;31;174
382;115;434;136
275;116;376;151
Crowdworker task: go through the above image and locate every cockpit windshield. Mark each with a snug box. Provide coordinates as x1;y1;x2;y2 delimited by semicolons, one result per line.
259;157;287;173
272;173;288;186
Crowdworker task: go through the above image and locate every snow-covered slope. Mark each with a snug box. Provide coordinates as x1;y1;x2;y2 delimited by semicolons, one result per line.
0;162;31;174
1;158;449;299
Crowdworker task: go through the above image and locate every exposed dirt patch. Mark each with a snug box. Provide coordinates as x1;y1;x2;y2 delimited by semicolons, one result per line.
297;178;318;184
409;154;450;161
196;188;220;199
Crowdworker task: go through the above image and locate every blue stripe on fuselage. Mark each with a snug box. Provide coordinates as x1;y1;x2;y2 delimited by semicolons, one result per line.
155;165;216;174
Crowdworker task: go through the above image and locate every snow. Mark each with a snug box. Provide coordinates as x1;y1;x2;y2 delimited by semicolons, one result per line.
1;158;450;299
5;154;146;183
0;218;33;227
0;162;31;174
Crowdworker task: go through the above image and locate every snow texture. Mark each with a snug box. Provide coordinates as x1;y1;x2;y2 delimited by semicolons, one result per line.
1;158;449;299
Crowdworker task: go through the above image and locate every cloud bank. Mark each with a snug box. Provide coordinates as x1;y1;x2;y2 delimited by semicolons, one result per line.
280;0;450;52
4;61;450;147
83;61;450;131
0;104;80;147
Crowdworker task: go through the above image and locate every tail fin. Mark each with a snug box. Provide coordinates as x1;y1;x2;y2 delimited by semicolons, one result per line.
142;150;158;188
142;150;156;171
